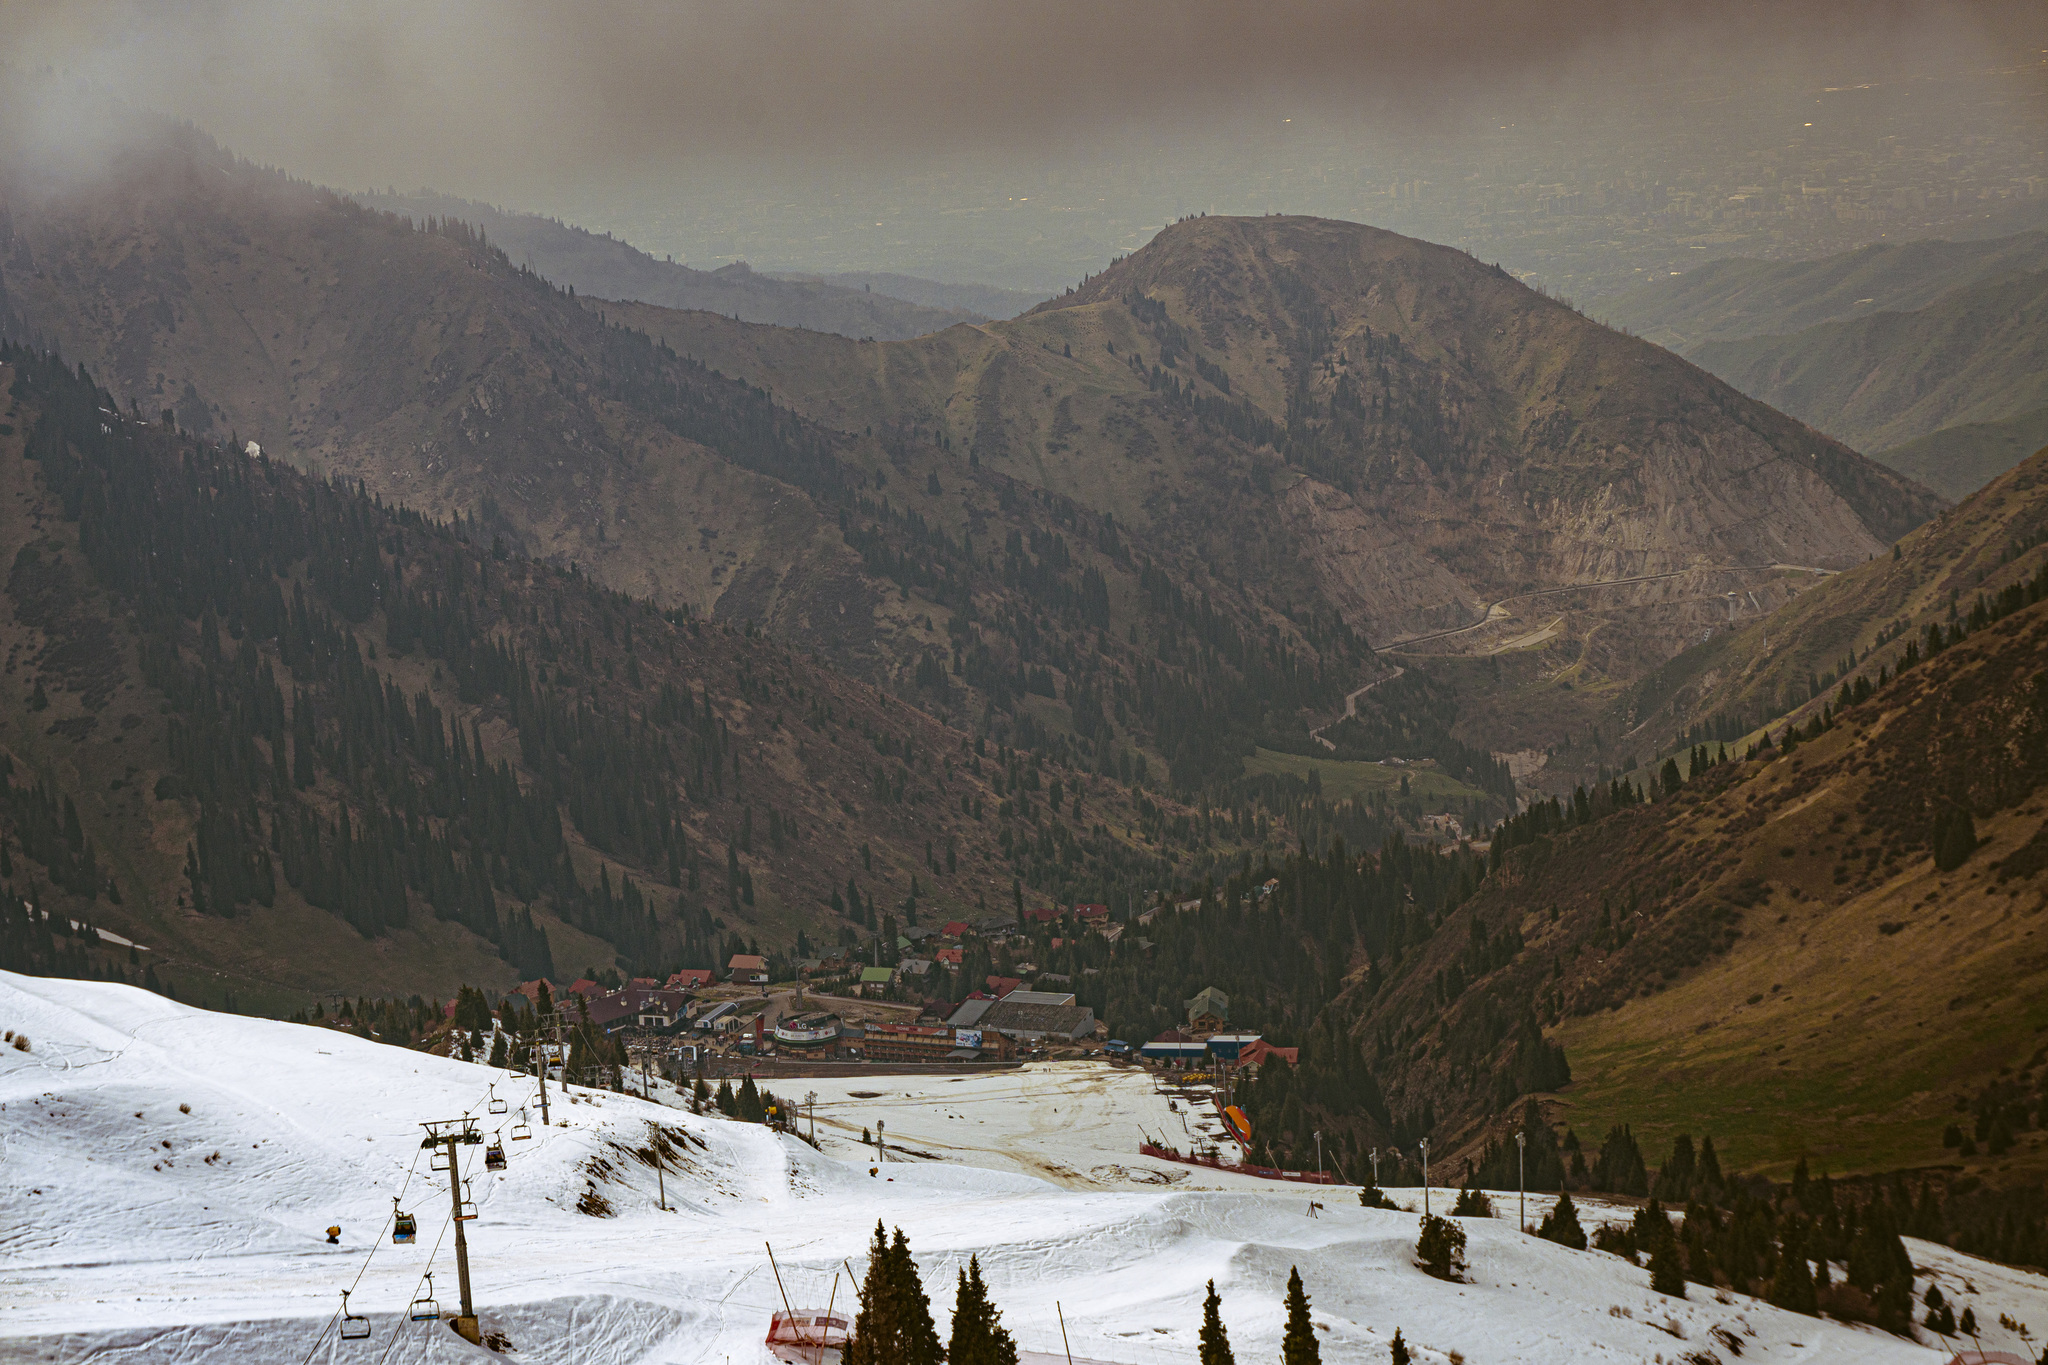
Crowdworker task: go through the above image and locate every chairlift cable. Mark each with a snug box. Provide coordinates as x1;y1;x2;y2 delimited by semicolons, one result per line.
373;1203;455;1365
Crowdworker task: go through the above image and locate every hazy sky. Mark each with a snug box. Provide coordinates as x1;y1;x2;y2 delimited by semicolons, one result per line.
3;1;2042;288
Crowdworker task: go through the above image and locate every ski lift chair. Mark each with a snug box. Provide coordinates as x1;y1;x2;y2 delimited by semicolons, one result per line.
409;1273;440;1323
487;1085;508;1115
456;1181;478;1221
392;1200;417;1244
430;1146;452;1173
509;1109;531;1142
484;1139;506;1172
340;1290;371;1341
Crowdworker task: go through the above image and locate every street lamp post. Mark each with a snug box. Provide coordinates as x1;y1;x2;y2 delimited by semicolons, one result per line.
1515;1131;1527;1231
1419;1138;1431;1218
1368;1147;1381;1190
1314;1130;1323;1180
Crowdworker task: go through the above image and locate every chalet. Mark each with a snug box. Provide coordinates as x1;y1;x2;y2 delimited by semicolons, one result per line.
897;957;934;979
1238;1038;1298;1069
859;965;897;996
727;954;769;985
942;921;971;939
1185;986;1230;1035
512;980;557;1005
1074;903;1111;924
985;975;1024;997
666;969;714;991
936;947;965;967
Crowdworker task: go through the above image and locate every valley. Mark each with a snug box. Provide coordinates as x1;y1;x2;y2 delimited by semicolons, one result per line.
1;39;2047;1360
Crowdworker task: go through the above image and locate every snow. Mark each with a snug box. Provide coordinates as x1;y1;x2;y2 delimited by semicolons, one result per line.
4;971;2044;1365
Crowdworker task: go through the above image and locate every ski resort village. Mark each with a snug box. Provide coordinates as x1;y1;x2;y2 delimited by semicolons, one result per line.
7;960;2048;1365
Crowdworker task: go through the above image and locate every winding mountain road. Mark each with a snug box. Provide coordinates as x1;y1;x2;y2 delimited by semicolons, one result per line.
1381;562;1837;652
1309;666;1405;751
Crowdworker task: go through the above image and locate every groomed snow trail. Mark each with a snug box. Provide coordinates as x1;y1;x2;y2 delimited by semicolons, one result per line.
3;972;2041;1365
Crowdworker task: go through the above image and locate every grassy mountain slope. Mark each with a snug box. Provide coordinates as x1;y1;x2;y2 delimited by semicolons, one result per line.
608;214;1939;681
1879;406;2048;503
0;349;1196;1010
1594;230;2048;352
350;190;988;340
1690;268;2048;458
1625;445;2048;760
1345;566;2048;1180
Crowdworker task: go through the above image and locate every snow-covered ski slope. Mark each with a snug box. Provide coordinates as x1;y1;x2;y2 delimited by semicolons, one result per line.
4;972;2044;1365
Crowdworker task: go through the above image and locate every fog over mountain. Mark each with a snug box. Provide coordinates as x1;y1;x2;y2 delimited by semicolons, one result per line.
4;2;2042;293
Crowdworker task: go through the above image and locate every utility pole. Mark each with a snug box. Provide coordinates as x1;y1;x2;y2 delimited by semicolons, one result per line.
1515;1131;1527;1232
805;1090;818;1147
421;1119;483;1345
1369;1147;1380;1190
1314;1130;1323;1180
1419;1137;1431;1218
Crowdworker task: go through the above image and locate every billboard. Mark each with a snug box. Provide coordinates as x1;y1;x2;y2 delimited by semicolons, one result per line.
955;1029;983;1050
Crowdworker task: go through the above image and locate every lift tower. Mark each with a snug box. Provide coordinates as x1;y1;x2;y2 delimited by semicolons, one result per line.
420;1118;485;1345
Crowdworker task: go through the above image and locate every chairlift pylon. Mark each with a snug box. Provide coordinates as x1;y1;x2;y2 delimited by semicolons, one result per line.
391;1197;416;1244
340;1289;371;1341
409;1272;440;1322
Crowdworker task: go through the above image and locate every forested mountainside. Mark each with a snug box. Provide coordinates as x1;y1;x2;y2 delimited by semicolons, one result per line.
349;190;989;339
1593;229;2048;352
0;349;1252;1007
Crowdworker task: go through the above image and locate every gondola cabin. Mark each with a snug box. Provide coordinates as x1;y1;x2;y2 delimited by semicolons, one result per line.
484;1141;506;1171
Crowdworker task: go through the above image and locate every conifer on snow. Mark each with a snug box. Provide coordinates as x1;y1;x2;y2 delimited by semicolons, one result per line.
1281;1266;1320;1364
1198;1279;1235;1365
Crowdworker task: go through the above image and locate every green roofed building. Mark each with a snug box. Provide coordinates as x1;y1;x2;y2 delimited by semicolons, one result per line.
1185;986;1229;1035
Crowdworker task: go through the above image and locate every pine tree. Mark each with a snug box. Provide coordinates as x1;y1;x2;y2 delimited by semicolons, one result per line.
1389;1328;1410;1365
1769;1219;1818;1315
947;1255;1019;1365
1281;1266;1320;1364
1537;1191;1587;1250
845;1225;941;1365
1649;1239;1685;1298
846;1223;899;1365
1198;1279;1235;1365
1415;1214;1467;1281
